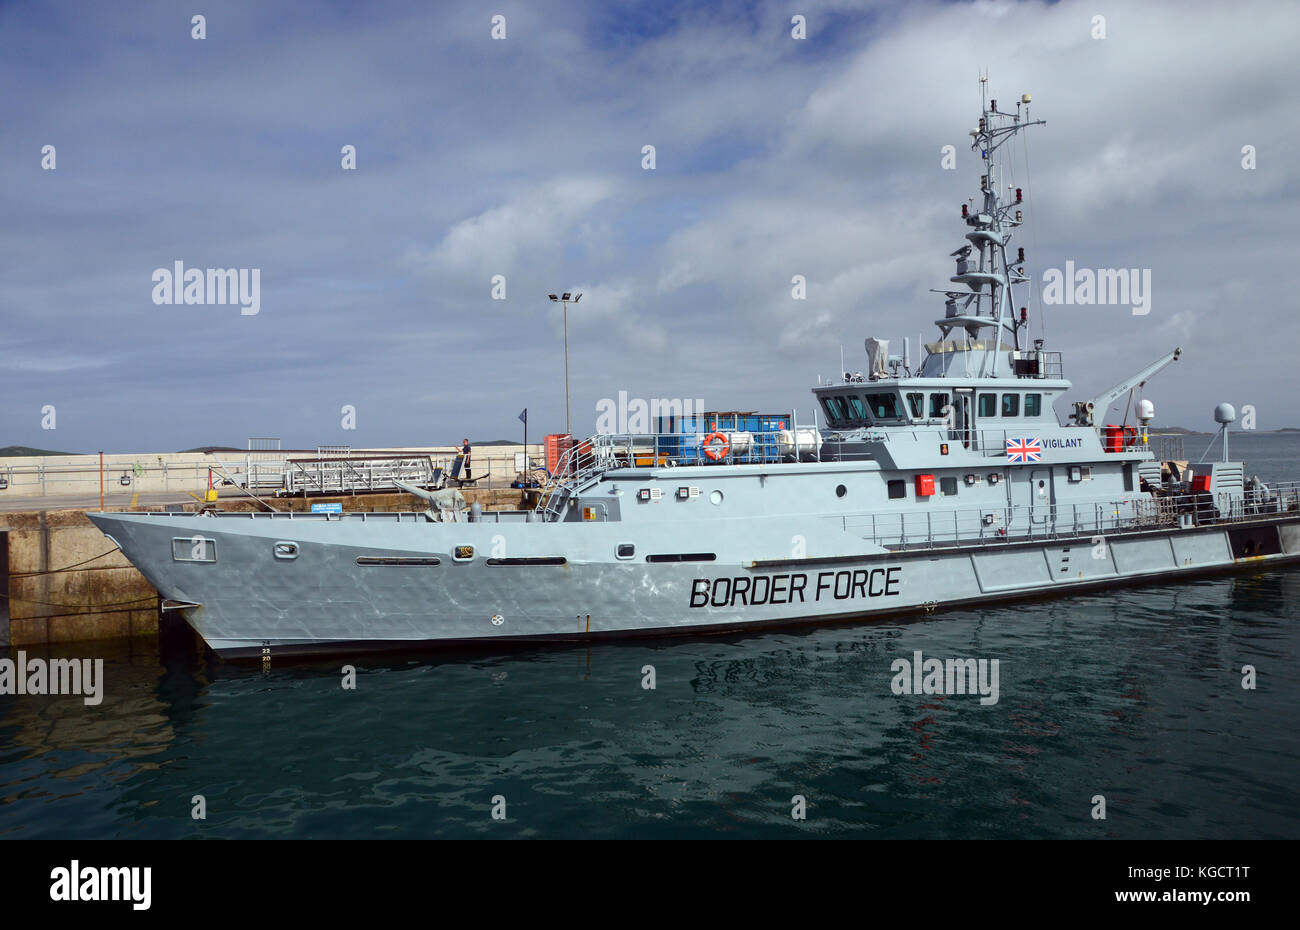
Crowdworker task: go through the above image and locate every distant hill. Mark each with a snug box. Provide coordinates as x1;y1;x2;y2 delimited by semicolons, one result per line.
0;444;74;456
178;446;244;453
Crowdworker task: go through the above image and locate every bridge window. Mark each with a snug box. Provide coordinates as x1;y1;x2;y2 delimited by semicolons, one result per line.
866;393;901;419
1001;394;1020;417
929;393;950;418
846;395;867;421
821;396;846;424
1025;393;1042;416
906;393;924;418
887;479;906;500
978;393;997;417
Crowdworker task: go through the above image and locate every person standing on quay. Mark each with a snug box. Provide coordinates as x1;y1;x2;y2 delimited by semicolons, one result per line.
461;438;472;480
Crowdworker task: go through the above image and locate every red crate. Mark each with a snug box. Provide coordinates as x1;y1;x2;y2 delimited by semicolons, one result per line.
915;474;935;496
545;433;574;475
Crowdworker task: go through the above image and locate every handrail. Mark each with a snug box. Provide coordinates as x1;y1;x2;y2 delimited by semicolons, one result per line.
848;480;1300;551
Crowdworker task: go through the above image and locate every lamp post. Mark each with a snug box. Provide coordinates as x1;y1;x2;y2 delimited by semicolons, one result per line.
547;291;582;436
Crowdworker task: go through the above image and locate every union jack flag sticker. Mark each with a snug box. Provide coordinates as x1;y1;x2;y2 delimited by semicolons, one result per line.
1006;437;1042;463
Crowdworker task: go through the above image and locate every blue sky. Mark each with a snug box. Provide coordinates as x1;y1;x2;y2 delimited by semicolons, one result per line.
2;0;1298;452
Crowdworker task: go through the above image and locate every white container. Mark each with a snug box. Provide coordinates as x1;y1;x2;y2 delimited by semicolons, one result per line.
777;428;822;458
724;431;753;455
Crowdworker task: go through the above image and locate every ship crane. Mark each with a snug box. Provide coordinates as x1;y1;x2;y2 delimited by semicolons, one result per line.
1070;346;1182;426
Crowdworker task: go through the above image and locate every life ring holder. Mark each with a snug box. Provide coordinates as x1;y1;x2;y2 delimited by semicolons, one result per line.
702;432;730;461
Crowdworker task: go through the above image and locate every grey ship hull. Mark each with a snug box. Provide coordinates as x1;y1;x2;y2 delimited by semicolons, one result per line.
88;509;1300;659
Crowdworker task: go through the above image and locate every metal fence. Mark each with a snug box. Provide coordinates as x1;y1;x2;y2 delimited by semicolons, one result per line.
0;448;541;501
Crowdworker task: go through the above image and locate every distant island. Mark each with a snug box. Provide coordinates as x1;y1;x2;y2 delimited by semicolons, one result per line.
0;445;74;456
1150;427;1298;436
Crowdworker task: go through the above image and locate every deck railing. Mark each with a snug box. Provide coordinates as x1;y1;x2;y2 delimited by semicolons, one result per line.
849;480;1300;551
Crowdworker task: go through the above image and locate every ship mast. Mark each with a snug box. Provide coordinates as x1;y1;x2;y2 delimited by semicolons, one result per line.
935;77;1045;379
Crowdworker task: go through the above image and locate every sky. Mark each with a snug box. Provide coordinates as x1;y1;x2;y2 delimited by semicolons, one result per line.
2;0;1298;453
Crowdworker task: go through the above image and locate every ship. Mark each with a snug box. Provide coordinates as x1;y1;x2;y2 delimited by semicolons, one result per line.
89;87;1300;658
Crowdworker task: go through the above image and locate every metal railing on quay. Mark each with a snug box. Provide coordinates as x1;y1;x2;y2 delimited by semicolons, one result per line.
0;450;541;500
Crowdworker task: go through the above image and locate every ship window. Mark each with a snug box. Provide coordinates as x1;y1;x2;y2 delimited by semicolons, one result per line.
616;543;635;559
887;479;906;500
172;536;216;562
357;556;441;566
646;552;717;563
822;396;846;423
1025;393;1042;417
1001;394;1020;417
835;484;847;498
978;393;997;417
906;393;924;418
486;557;567;566
845;395;867;421
866;393;901;419
929;393;950;419
1123;464;1134;492
939;477;958;496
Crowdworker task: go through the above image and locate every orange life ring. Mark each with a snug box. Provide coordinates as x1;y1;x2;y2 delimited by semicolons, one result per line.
703;431;730;461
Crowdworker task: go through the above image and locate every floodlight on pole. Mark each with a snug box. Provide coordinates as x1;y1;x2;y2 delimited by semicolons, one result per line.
548;291;583;436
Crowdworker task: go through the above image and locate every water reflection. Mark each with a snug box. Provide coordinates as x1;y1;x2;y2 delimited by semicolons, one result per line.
1;568;1297;839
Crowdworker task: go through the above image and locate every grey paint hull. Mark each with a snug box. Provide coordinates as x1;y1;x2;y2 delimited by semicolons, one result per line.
88;510;1300;658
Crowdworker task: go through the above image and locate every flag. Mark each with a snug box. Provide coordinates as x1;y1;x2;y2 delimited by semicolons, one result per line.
1005;437;1042;463
518;408;527;424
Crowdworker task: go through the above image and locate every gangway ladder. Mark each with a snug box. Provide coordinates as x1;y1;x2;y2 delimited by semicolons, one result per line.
534;441;608;521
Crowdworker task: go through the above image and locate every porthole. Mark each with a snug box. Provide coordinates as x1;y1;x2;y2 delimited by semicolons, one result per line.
835;484;847;498
709;490;723;505
616;543;636;559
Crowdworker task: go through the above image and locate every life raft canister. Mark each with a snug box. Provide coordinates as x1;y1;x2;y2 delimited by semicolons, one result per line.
703;431;730;461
